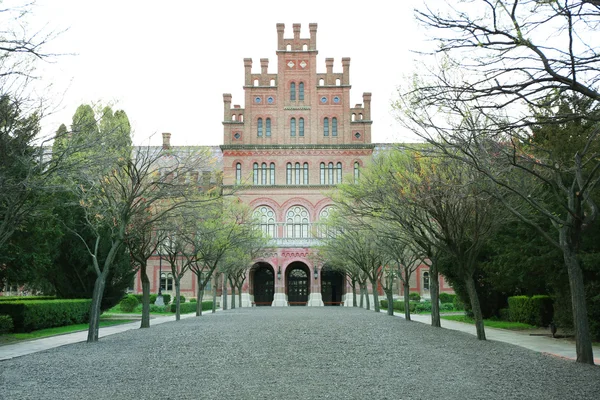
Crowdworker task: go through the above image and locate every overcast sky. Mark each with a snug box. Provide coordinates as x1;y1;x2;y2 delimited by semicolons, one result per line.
29;0;434;146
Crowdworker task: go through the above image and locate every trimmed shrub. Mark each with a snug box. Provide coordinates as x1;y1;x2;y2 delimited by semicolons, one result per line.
0;314;14;334
530;295;554;327
170;301;212;313
149;304;167;313
453;296;465;311
439;293;456;304
162;294;171;305
0;296;56;302
508;295;553;326
380;300;388;309
131;294;143;303
440;303;454;312
414;301;432;313
150;294;157;304
173;295;186;303
119;295;139;313
0;299;92;332
499;308;510;321
190;298;197;303
409;292;421;302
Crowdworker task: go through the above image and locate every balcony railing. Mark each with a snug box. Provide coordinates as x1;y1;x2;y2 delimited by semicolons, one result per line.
269;237;323;248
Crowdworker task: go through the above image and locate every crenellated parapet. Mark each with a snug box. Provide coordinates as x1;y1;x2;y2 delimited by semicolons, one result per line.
316;57;350;87
277;22;317;51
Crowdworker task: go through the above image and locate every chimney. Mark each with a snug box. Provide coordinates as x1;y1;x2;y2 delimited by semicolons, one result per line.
162;132;171;150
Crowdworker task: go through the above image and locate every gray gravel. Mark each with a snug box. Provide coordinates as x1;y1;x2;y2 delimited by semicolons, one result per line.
1;307;599;400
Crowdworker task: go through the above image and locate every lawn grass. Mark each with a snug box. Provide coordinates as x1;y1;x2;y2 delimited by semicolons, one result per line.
442;315;536;330
0;319;136;344
102;303;172;316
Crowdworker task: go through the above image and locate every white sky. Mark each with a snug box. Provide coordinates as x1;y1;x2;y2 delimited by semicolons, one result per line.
28;0;433;146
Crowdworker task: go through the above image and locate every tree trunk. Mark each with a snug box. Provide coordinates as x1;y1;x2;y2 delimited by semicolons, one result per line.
562;239;594;364
465;275;486;340
231;283;236;309
352;280;357;307
385;289;394;316
430;261;441;328
175;278;181;321
140;264;150;328
212;273;217;313
197;287;204;316
238;284;243;308
372;280;380;312
222;273;228;310
403;281;411;321
365;283;370;311
359;282;364;309
87;273;107;343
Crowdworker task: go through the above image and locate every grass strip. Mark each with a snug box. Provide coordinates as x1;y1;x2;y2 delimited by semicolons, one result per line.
0;319;136;343
441;315;536;330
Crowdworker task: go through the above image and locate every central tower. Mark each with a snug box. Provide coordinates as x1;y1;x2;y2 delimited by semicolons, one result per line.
221;23;373;307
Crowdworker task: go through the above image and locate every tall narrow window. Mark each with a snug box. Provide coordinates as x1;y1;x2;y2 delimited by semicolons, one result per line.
423;272;430;290
257;118;263;137
261;163;267;185
235;163;241;185
286;163;292;184
299;82;304;101
266;118;271;137
323;117;329;136
303;163;309;184
320;162;325;184
290;118;296;137
299;117;304;137
354;162;360;183
290;82;296;101
328;162;334;184
295;162;301;184
270;163;275;185
336;162;342;183
332;117;338;136
253;163;258;185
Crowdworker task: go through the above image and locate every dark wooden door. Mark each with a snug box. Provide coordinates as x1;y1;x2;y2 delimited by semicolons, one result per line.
254;267;274;305
288;268;308;305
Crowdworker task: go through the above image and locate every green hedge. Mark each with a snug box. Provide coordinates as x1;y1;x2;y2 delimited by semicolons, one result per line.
173;295;186;303
381;300;457;313
409;293;421;302
0;314;14;334
190;298;197;303
162;294;171;305
0;296;56;302
150;294;157;304
119;295;139;312
170;301;212;313
439;293;456;304
453;296;465;311
508;295;553;327
0;299;92;333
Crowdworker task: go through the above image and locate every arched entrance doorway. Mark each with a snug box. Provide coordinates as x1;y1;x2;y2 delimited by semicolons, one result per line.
286;262;309;306
252;263;274;306
321;267;344;306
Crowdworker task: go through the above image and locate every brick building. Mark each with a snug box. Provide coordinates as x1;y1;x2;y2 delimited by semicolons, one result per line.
134;23;453;306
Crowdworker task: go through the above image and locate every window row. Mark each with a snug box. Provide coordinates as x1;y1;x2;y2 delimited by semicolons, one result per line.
253;205;336;239
236;162;360;185
290;82;305;101
256;116;339;137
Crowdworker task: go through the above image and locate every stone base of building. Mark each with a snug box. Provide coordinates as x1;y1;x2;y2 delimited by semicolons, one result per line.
242;293;253;308
272;293;288;307
308;293;324;307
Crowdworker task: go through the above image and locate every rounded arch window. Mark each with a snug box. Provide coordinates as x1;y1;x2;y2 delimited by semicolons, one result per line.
319;206;335;237
253;206;276;238
286;206;310;238
423;272;430;290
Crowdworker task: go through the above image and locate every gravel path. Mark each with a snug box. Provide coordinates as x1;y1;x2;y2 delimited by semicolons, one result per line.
1;307;599;400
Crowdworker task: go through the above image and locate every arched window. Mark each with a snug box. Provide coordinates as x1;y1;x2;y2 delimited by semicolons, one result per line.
253;163;259;185
302;44;308;51
261;163;267;185
323;117;329;136
299;82;304;101
328;162;334;184
319;78;324;86
332;117;338;136
232;115;237;121
352;113;356;122
290;82;296;101
254;79;259;86
286;44;291;51
299;117;304;137
336;162;342;183
253;206;276;238
266;118;271;137
290;118;296;137
239;114;244;122
303;162;309;184
423;272;430;290
354;162;360;183
270;79;275;86
295;162;301;184
286;163;292;184
160;273;173;291
257;118;263;137
286;206;310;238
359;113;363;120
319;206;335;238
320;162;325;184
270;163;275;185
235;163;241;185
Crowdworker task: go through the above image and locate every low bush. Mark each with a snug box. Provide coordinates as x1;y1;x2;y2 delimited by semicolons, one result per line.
453;296;465;311
414;301;432;313
131;294;144;303
190;298;197;303
0;314;14;334
499;308;510;321
149;304;167;313
440;303;454;312
119;295;139;313
173;295;186;303
439;293;456;304
150;294;157;304
409;293;421;302
162;294;171;305
508;295;553;327
170;301;212;313
0;299;92;333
